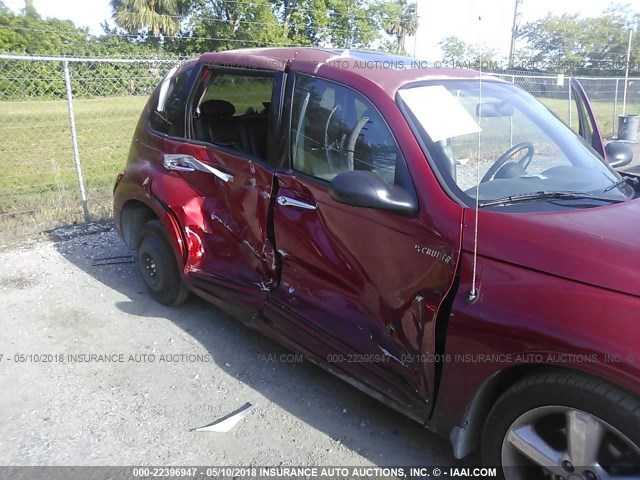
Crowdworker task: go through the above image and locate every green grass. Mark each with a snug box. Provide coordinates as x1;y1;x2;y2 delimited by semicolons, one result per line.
540;98;640;138
0;96;147;242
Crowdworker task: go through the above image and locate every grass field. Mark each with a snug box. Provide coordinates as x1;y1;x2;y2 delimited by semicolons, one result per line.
0;96;147;242
0;93;638;244
540;98;640;137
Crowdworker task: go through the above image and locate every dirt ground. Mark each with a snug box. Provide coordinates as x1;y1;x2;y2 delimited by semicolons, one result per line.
0;224;467;467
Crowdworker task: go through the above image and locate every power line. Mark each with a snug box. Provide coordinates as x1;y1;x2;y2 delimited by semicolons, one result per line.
1;2;418;49
115;12;383;27
113;13;376;38
111;6;395;26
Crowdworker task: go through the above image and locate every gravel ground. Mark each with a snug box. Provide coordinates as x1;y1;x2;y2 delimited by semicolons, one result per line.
0;224;462;467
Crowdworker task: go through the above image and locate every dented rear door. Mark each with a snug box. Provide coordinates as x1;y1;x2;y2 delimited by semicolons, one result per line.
159;140;276;310
152;67;280;311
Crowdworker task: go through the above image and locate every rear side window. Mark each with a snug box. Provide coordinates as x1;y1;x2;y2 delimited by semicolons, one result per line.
191;71;274;160
200;73;273;116
291;74;398;184
150;66;195;138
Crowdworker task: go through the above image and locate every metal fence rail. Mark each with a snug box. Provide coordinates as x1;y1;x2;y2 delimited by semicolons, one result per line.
1;55;639;244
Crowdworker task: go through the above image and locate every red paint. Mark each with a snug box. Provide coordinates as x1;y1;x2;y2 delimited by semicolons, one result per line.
114;48;640;457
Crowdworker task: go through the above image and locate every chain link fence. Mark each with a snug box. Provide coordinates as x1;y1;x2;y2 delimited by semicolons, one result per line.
0;55;182;244
1;55;640;244
491;71;640;137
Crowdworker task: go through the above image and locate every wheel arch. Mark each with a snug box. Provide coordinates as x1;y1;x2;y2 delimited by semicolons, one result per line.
118;198;187;266
120;200;158;248
449;363;635;460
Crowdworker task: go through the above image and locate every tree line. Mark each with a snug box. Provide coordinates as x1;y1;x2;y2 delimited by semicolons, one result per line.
438;4;640;76
0;0;639;77
0;0;418;56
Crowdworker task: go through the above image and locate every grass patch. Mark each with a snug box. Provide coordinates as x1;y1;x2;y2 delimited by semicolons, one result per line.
0;96;147;243
541;98;640;138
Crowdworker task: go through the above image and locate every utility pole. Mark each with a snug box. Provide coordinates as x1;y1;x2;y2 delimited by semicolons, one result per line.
508;0;523;68
413;1;418;57
623;29;633;115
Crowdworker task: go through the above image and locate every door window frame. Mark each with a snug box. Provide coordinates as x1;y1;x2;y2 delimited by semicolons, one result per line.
184;65;283;167
570;78;605;158
284;72;417;201
148;63;199;140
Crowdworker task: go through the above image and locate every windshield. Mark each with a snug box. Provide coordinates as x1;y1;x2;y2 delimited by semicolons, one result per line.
399;80;634;208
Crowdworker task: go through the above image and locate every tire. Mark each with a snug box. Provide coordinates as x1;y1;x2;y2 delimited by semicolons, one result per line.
136;220;189;306
482;372;640;480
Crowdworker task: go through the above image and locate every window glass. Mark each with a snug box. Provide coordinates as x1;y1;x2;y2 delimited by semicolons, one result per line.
150;66;193;137
547;90;594;143
201;73;273;115
399;80;630;206
192;71;274;160
291;74;398;184
445;95;573;192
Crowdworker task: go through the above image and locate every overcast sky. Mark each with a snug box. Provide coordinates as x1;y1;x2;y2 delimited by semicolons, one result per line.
4;0;640;60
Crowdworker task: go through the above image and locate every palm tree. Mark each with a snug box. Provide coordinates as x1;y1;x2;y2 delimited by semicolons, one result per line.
110;0;181;37
399;1;418;52
382;0;418;53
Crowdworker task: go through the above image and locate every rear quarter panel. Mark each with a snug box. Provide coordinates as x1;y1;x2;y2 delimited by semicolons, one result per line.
113;90;188;264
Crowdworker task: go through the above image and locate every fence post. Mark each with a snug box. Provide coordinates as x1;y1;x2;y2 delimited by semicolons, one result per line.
62;59;90;223
568;79;572;128
613;78;619;138
510;75;515;146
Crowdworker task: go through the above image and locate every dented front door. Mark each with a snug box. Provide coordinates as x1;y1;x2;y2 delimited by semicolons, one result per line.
267;173;457;417
263;73;460;417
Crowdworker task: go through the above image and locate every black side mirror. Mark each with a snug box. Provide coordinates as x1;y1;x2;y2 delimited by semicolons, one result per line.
605;142;634;168
329;171;417;215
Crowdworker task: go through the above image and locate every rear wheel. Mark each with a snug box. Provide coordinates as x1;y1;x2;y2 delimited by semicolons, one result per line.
137;220;189;306
482;373;640;480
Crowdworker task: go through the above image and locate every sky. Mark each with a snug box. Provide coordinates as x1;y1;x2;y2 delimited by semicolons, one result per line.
4;0;640;61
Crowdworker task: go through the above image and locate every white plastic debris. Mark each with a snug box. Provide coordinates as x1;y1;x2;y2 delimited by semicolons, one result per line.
193;402;255;433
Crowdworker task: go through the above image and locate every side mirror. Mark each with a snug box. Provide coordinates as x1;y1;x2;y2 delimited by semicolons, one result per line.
329;171;417;215
605;142;634;168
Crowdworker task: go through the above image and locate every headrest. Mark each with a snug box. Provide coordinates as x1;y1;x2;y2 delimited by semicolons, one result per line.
199;99;235;118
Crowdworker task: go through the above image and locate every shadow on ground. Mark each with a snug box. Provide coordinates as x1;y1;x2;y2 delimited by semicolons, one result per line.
49;223;479;467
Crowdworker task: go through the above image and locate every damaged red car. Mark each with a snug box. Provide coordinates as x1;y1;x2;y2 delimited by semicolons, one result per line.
114;48;640;478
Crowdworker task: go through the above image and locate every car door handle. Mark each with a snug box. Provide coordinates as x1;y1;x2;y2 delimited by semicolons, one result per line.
163;154;195;172
277;196;317;210
163;154;233;183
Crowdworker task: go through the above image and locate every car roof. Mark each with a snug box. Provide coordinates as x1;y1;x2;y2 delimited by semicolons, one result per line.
197;47;493;97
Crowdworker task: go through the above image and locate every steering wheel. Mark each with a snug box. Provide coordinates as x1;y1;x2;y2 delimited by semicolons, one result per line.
481;142;534;183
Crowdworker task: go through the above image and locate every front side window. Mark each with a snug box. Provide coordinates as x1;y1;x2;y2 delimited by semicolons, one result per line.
191;70;274;160
399;80;634;209
291;74;398;184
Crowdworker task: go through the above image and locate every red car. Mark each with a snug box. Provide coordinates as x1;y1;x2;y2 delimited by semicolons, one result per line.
114;48;640;478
